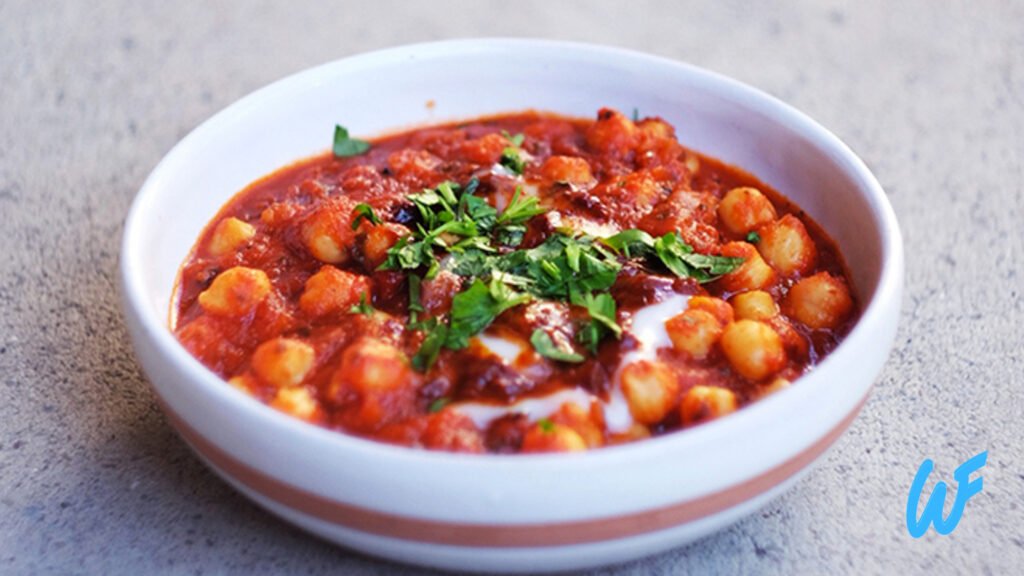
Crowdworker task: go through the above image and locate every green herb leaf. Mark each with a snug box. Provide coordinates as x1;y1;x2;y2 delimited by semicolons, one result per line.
496;224;526;247
351;203;381;230
746;231;761;244
447;248;493;277
498;132;528;174
500;148;526;175
406;274;424;325
492;234;621;300
502;130;525;147
573;292;621;337
428;397;450;413
456;178;495;232
571;291;621;354
565;242;581;272
530;329;585;363
378;236;435;272
349;292;375;316
649;232;745;283
537;418;555;433
497;187;545;226
408;275;424;312
601;229;655;258
333;125;371;157
576;321;602;355
412;318;448;372
424;257;441;280
444;278;531;350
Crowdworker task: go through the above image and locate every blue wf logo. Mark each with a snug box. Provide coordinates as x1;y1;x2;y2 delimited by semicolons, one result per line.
905;450;987;537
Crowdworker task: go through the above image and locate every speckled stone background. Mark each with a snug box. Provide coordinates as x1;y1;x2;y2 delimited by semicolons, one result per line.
1;1;1022;574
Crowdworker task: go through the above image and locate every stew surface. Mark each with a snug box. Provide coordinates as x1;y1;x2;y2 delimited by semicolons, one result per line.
174;109;857;453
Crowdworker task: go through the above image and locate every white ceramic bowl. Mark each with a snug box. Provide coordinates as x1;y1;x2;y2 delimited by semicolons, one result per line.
121;39;902;573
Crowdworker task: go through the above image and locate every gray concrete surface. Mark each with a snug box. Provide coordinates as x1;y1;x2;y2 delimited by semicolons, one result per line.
1;1;1022;574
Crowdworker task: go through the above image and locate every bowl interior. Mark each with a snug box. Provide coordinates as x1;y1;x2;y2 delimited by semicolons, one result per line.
126;40;891;328
120;40;904;543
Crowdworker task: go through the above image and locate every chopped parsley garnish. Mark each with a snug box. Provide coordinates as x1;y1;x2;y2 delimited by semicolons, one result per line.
378;177;743;371
349;293;375;316
500;149;526;174
428;397;450;413
746;231;761;244
572;292;621;355
602;229;656;258
332;124;371;157
537;418;555;433
411;317;448;372
445;279;531;350
499;132;527;174
502;131;525;147
407;274;424;326
351;203;381;229
653;233;743;282
530;329;584;363
603;230;745;283
497;187;545;227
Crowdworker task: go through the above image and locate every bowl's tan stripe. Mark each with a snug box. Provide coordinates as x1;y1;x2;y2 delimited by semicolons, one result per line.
160;396;865;547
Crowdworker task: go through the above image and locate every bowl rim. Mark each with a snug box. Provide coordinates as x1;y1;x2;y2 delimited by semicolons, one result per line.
121;37;903;473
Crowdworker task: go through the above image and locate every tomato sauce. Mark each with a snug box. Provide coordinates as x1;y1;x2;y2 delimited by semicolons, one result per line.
173;109;857;453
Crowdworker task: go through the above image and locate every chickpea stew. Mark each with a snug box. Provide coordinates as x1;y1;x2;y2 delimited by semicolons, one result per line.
173;109;857;454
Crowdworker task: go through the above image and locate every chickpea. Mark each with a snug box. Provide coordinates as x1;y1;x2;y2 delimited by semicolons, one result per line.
251;338;315;388
198;266;272;316
717;187;777;236
331;337;411;395
684;152;701;175
550;402;604;448
269;386;319;421
759;377;791;398
299;265;372;318
687;296;734;326
175;315;244;370
730;290;779;321
637;118;675;139
260;201;301;228
665;309;723;360
584;108;638;157
359;223;408;269
423;409;485;453
766;316;810;361
718;242;777;292
607;170;664;211
227;373;257;394
459;133;509;166
339;164;384;194
620;360;680;424
607;423;652;445
637;190;720;252
327;338;415;431
207;217;255;257
720;319;787;381
783;272;854;330
301;200;357;264
387;148;441;185
520;420;587;453
679;385;738;425
540;156;594;187
756;214;817;276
